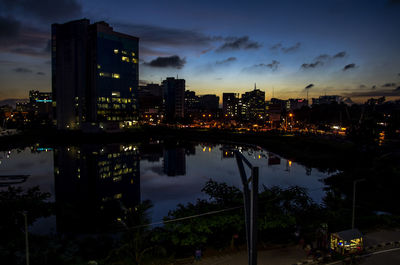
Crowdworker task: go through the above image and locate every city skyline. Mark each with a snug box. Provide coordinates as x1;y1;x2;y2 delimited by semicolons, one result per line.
1;0;400;103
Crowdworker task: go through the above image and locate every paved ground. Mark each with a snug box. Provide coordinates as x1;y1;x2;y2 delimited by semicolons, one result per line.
195;245;305;265
193;229;400;265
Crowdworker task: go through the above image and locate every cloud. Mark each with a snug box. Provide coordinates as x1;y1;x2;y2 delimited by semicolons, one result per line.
116;23;214;49
266;60;280;71
216;36;261;52
334;51;346;58
305;84;314;90
36;71;45;75
0;15;50;57
270;43;282;51
0;15;21;39
13;67;32;73
0;0;82;22
301;61;323;69
343;63;356;71
270;42;301;53
382;82;396;87
243;60;280;72
315;54;330;61
145;55;186;69
216;57;237;65
343;89;400;98
281;42;301;53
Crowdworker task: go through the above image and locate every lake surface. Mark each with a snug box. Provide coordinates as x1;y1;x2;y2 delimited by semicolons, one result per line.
0;141;333;235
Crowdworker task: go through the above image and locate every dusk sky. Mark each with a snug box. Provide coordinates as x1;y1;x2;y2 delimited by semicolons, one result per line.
1;0;400;103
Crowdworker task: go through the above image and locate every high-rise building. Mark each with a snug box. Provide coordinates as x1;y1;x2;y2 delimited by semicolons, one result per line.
184;90;200;115
52;19;139;130
29;90;52;118
241;88;265;120
222;93;239;118
162;77;185;121
138;84;163;121
199;94;219;113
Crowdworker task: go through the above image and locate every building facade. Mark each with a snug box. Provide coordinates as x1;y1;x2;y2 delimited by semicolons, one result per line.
52;19;139;130
222;93;239;118
162;77;185;121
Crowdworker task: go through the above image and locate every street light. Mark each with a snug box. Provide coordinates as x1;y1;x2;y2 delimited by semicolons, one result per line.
235;150;258;265
22;211;29;265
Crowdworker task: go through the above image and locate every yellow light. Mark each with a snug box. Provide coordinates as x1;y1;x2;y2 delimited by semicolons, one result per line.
258;155;261;159
289;113;293;117
132;58;138;63
208;147;211;152
114;49;119;54
288;160;292;167
129;87;132;92
203;147;206;152
131;52;136;56
122;56;130;62
208;114;211;117
112;73;120;79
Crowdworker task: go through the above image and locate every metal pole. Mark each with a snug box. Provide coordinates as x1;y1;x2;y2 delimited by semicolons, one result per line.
250;167;258;265
23;212;29;265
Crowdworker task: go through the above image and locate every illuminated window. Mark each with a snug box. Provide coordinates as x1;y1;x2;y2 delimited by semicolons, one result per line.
122;56;130;62
114;193;122;199
132;58;138;63
122;50;127;55
111;91;120;97
114;49;119;54
112;73;120;79
131;52;135;56
97;64;101;69
129;87;132;92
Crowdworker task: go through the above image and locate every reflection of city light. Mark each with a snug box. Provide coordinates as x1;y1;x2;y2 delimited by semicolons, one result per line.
209;147;211;152
288;160;292;167
258;155;261;159
203;147;206;152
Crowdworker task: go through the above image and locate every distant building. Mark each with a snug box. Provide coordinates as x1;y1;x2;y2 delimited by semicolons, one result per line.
223;93;239;118
29;90;52;119
199;94;219;114
286;98;308;111
312;95;342;105
52;19;139;130
241;88;265;120
184;90;200;115
162;77;185;121
138;84;163;121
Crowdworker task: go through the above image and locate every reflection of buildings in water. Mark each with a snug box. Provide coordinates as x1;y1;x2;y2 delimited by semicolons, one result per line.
163;148;186;176
221;146;235;159
54;144;140;234
140;142;163;162
268;152;281;166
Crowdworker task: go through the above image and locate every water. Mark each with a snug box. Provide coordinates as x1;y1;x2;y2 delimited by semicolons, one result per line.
0;141;332;235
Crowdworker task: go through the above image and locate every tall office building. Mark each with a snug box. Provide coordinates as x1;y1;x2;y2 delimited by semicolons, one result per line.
52;19;139;130
223;93;239;118
241;88;265;120
162;77;185;121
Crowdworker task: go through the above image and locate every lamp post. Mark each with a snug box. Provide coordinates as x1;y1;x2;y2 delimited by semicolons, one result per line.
235;150;258;265
352;179;366;229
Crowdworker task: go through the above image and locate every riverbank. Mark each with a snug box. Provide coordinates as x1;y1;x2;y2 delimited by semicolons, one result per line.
0;126;367;172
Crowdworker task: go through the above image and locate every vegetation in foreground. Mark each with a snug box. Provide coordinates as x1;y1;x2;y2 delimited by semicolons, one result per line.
1;177;399;265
